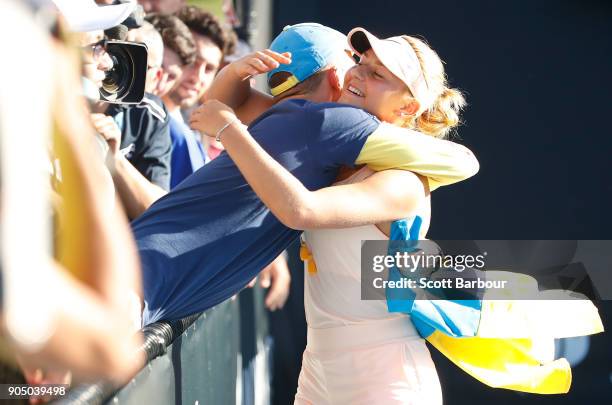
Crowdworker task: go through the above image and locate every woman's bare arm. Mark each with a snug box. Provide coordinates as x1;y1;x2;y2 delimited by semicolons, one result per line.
190;102;426;230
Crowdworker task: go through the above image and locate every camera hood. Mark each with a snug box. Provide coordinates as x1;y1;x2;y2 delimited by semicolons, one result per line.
99;40;147;104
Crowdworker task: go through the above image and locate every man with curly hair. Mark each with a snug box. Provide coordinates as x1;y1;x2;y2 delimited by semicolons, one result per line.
175;5;236;109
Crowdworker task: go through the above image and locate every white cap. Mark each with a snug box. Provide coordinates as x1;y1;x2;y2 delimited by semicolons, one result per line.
51;0;136;32
348;27;434;112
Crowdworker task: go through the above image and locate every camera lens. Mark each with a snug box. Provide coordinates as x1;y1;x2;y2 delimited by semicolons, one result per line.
100;47;135;102
97;41;148;104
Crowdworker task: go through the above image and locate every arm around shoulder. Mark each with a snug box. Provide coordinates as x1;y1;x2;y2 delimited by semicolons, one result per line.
355;123;479;191
191;102;430;230
291;169;427;230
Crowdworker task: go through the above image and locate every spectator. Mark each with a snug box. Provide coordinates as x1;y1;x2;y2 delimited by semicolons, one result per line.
148;13;206;188
80;29;172;219
83;7;232;213
176;5;236;109
148;5;234;186
146;13;195;99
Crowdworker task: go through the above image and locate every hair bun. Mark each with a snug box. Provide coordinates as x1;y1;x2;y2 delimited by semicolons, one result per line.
416;87;465;138
402;36;466;139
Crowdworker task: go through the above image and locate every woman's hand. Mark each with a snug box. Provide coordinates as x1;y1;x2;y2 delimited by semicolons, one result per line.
230;49;291;81
190;100;241;138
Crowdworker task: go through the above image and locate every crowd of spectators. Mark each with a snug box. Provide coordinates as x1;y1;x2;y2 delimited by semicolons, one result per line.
0;0;291;400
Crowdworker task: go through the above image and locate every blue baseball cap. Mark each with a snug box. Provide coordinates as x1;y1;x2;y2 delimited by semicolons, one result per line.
267;23;348;96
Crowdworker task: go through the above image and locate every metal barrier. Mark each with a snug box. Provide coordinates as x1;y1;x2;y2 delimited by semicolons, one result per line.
54;287;271;405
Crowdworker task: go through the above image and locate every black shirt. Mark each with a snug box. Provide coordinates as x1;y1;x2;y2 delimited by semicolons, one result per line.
107;93;172;190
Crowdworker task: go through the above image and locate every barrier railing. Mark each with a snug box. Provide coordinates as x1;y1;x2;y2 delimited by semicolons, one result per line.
54;287;270;405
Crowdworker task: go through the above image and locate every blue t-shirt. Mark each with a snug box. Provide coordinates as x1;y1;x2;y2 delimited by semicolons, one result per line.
169;116;207;189
133;99;379;324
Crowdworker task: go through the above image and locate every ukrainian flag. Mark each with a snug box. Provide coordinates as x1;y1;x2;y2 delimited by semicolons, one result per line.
386;218;604;394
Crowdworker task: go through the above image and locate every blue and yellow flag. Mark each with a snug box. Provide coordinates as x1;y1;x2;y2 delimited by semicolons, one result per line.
386;218;604;394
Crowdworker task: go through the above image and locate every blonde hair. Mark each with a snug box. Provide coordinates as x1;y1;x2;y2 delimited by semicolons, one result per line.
402;35;466;139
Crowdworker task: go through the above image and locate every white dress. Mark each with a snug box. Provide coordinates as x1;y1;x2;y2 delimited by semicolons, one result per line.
294;169;442;405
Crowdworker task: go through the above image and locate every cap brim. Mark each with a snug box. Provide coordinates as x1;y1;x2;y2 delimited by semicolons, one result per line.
348;27;405;81
347;27;379;55
52;0;135;32
347;27;432;111
348;27;408;86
